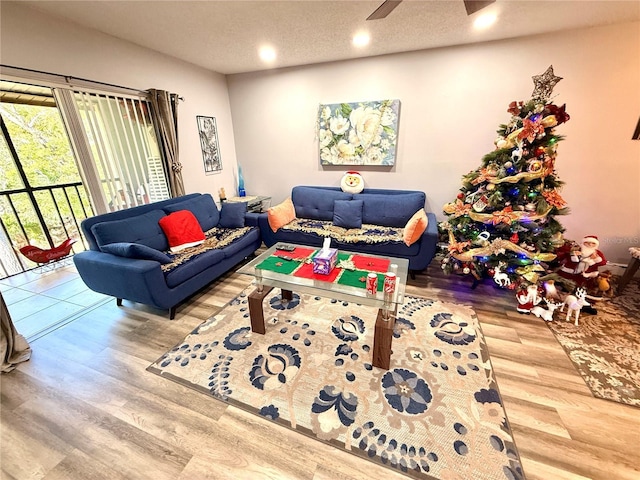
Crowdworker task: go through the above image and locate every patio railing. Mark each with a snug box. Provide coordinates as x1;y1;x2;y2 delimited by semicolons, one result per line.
0;182;94;279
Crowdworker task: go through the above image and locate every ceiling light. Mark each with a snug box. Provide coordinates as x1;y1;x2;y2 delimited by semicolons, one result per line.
259;46;276;63
353;32;370;47
473;12;497;30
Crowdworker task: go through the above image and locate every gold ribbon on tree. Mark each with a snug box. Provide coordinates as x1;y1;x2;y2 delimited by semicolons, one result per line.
470;167;498;185
447;231;557;263
468;206;552;225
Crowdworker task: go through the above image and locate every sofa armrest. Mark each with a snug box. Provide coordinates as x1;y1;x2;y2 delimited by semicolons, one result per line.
412;212;439;270
245;212;261;228
255;213;280;246
73;250;168;306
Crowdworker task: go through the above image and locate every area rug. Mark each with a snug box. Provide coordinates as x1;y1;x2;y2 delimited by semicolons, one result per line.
148;287;524;480
545;282;640;408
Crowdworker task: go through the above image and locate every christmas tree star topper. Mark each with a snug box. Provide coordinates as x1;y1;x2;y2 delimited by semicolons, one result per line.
531;65;563;102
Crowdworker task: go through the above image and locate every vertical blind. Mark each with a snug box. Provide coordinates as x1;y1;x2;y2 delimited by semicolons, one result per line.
55;89;170;214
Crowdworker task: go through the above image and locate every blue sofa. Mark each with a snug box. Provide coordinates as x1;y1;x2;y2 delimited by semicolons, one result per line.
74;193;261;319
254;186;438;274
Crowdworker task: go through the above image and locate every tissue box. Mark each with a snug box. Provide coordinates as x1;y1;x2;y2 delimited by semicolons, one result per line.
313;248;337;275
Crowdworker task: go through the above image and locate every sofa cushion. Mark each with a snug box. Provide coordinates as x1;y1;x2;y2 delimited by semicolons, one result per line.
268;198;296;232
159;210;206;253
358;192;425;227
91;209;169;251
163;194;220;231
220;227;261;259
333;200;363;229
292;186;352;221
163;248;225;288
219;202;246;228
100;242;172;264
403;208;428;246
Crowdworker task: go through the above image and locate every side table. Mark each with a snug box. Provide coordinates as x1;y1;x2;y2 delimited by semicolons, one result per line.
618;247;640;294
226;195;271;213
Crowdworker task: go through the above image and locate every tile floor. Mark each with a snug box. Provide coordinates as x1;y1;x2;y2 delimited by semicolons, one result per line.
0;262;109;341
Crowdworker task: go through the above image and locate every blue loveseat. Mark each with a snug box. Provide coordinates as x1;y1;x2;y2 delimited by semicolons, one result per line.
255;186;438;274
74;193;261;319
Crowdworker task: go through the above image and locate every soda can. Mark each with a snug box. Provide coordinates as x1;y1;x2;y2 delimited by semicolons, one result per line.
383;272;396;293
366;272;378;295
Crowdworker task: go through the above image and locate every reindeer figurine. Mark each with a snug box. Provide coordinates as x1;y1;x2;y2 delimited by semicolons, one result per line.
531;298;563;322
561;287;591;326
493;262;511;287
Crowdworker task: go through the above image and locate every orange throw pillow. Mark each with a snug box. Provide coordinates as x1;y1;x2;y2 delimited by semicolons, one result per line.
267;198;296;232
159;210;205;253
403;208;428;246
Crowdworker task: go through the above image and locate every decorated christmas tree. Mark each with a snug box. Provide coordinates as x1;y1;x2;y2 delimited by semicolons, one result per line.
441;66;571;288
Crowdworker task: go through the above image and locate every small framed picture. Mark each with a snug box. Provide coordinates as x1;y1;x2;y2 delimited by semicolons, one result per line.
197;115;222;174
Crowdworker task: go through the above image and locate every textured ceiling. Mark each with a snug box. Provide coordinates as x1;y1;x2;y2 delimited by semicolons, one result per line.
16;0;640;75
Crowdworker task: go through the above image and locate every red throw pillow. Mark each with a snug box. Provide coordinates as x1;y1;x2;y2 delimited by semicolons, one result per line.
159;210;205;253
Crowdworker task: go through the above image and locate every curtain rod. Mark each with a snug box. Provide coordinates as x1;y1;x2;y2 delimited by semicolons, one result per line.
0;64;184;101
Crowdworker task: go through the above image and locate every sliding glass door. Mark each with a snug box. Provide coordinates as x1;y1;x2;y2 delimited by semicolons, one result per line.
0;78;171;278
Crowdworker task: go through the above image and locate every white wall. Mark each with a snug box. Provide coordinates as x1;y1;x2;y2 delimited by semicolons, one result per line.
227;22;640;264
0;2;238;200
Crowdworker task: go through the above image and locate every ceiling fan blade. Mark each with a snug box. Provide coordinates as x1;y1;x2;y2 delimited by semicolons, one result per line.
464;0;496;16
367;0;403;21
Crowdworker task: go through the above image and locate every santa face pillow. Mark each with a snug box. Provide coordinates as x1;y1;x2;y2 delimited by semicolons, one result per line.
340;171;364;194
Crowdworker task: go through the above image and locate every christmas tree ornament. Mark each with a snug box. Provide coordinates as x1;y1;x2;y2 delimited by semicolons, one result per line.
472;195;489;212
504;161;513;168
511;148;523;162
486;183;496;191
531;65;563;102
463;266;471;275
476;231;491;246
528;159;543;173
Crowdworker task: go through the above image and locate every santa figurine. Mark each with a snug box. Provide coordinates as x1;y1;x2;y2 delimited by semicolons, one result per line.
557;235;607;288
556;235;606;314
516;284;542;314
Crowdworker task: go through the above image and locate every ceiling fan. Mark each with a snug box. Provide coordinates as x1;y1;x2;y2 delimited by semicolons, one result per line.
367;0;496;21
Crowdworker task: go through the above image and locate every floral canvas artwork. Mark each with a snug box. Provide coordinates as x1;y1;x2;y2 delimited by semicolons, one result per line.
318;99;400;166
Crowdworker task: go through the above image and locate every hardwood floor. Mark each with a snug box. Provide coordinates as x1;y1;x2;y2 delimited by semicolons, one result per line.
1;258;639;480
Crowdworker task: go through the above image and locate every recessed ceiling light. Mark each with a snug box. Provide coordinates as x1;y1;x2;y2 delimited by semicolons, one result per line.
474;12;497;30
353;32;370;47
259;46;276;63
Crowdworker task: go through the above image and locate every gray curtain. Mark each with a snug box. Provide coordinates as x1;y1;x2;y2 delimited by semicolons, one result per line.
148;89;185;198
1;292;31;373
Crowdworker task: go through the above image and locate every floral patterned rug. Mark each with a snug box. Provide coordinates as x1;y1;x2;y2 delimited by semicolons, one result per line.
545;282;640;408
148;286;524;480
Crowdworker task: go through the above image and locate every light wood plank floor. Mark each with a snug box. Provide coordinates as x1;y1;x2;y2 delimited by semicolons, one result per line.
2;257;639;480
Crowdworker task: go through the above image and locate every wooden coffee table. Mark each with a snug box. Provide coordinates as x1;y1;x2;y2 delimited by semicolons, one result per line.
237;243;408;370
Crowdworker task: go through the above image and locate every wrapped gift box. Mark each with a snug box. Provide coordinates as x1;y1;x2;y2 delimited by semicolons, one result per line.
313;248;337;275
